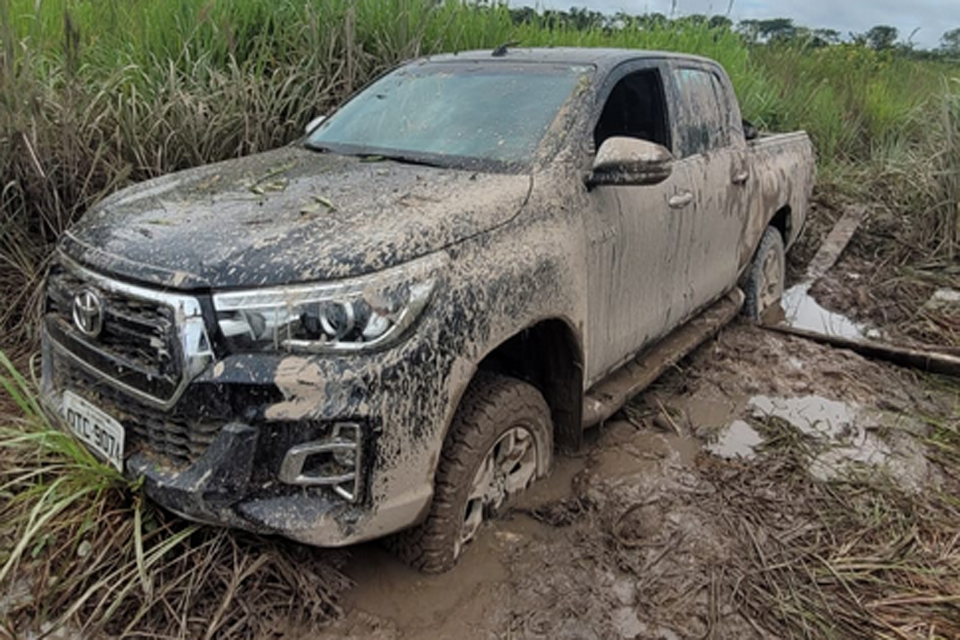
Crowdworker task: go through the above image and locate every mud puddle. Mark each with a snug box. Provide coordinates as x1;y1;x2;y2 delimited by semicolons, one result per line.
307;324;944;640
774;283;873;339
314;425;710;640
706;419;762;458
701;394;936;491
311;456;593;640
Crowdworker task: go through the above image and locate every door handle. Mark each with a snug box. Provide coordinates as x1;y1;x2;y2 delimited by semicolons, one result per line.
732;170;749;185
668;192;694;209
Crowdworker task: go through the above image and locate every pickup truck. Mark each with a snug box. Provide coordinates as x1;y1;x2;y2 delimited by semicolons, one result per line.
41;48;814;573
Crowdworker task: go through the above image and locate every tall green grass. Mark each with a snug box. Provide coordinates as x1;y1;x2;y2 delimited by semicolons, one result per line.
0;352;349;637
0;0;958;351
1;6;958;634
751;44;949;160
0;350;182;633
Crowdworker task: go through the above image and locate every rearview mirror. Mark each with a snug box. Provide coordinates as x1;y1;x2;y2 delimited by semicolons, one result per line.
305;115;327;135
587;137;674;188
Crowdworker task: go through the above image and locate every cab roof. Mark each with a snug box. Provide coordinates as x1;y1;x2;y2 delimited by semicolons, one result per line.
416;47;716;73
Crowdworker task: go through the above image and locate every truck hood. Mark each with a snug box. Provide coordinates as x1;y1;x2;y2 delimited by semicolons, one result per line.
61;146;532;289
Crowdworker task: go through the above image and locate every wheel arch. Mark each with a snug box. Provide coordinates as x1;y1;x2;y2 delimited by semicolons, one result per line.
468;317;584;453
769;205;792;245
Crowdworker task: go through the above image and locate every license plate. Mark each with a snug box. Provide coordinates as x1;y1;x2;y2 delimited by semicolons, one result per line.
62;391;125;471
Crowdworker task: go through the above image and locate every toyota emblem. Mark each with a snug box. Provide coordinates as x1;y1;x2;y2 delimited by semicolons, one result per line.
72;289;104;338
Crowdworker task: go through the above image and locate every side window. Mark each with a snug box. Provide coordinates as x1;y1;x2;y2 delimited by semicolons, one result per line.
594;70;670;152
672;67;728;158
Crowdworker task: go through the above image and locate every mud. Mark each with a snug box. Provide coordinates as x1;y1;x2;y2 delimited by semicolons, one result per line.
706;394;937;492
307;322;948;640
808;252;955;348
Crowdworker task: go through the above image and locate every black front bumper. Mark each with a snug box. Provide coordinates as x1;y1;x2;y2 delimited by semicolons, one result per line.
41;326;373;545
130;422;267;531
129;421;360;537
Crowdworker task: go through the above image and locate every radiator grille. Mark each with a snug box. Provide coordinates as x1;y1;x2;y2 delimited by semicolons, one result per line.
46;266;181;400
54;354;217;467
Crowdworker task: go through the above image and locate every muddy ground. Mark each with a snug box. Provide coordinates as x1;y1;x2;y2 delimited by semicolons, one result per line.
304;318;956;640
792;199;960;350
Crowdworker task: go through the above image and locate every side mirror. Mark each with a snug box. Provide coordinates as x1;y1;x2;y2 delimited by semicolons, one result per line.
587;137;674;188
305;115;327;136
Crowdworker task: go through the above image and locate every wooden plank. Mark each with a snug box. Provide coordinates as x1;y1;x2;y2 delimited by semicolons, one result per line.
765;323;960;377
768;203;960;377
803;204;866;282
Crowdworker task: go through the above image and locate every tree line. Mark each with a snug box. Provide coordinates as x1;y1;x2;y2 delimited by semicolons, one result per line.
504;6;960;58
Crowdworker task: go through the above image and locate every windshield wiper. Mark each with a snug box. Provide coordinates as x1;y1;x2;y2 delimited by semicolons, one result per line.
357;153;445;169
304;142;447;169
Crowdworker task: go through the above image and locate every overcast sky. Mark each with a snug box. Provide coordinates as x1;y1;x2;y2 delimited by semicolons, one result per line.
528;0;956;49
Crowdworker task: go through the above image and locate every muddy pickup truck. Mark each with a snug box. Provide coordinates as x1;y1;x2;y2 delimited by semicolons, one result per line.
41;48;814;572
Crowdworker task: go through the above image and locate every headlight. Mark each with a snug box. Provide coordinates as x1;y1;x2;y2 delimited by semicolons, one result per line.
212;253;446;353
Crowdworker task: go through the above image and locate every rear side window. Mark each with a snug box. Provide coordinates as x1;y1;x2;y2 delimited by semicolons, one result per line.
672;67;729;158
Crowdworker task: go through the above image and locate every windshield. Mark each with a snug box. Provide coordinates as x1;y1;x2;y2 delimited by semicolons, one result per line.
306;62;590;170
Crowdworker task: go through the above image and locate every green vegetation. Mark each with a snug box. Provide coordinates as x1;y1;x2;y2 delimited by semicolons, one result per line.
0;353;347;637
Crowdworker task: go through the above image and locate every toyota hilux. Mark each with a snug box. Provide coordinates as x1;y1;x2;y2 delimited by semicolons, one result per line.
41;48;815;573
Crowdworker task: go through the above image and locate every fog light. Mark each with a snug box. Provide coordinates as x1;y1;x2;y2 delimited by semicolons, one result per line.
278;422;362;501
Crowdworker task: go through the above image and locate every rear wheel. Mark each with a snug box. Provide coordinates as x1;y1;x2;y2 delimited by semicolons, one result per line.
743;226;786;321
390;371;553;573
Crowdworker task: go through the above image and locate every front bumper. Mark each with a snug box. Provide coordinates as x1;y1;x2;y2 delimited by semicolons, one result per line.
127;422;395;544
40;320;443;547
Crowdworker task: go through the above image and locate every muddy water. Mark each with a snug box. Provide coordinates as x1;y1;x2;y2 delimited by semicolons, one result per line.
702;394;868;461
777;283;869;338
314;393;933;640
313;426;706;640
707;419;763;458
697;394;935;492
331;535;510;639
314;456;590;639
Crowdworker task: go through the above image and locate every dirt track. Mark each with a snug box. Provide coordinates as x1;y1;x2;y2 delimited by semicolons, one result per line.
308;322;951;640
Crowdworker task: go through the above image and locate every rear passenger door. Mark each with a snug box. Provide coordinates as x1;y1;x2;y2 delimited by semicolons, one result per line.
665;64;748;319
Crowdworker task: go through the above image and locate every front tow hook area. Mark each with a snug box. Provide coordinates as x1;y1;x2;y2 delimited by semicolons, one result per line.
127;423;270;532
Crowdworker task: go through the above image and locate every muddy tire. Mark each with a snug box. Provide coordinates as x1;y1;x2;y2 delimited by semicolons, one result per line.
389;371;553;574
743;226;786;321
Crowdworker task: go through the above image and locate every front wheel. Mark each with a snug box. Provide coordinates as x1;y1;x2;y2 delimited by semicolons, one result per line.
743;226;786;321
390;371;553;574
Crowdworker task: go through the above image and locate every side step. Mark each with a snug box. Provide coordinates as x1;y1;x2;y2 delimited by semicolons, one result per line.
582;289;744;428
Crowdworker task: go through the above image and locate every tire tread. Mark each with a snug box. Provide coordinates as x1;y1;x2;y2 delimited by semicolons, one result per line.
743;226;786;321
387;371;552;573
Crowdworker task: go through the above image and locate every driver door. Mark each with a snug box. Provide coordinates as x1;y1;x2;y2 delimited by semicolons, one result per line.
583;65;696;384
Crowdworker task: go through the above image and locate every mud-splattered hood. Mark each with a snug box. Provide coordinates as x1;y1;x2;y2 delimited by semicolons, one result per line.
61;146;532;289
